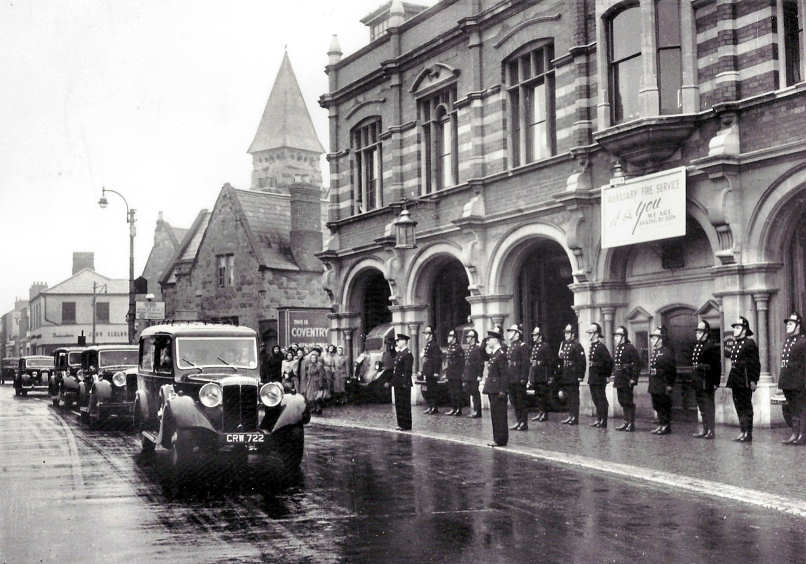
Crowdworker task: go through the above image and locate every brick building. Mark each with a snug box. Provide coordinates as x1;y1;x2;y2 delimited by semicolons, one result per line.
161;53;330;346
318;0;806;424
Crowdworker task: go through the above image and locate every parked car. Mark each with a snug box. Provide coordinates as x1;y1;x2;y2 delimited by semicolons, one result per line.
50;347;85;407
2;357;19;385
14;355;54;396
59;345;138;427
134;323;309;484
349;323;394;403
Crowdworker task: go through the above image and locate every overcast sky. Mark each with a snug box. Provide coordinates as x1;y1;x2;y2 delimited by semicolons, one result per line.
0;0;435;313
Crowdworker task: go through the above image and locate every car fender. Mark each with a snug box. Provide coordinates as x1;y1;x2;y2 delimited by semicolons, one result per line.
271;393;308;433
94;379;113;403
21;374;31;386
158;395;216;449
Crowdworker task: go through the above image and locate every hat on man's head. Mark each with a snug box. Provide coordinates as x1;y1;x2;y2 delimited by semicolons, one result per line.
586;322;602;335
466;328;478;340
531;326;542;336
650;327;664;338
506;324;522;335
396;333;410;341
447;329;457;338
785;312;803;326
731;316;754;336
697;319;711;333
487;329;503;340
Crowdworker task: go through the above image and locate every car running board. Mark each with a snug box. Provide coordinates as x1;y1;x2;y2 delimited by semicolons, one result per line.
79;407;88;414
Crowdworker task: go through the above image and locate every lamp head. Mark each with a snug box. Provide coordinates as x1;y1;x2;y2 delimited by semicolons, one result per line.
98;194;108;209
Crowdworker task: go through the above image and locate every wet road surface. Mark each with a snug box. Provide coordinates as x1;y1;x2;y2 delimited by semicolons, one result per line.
1;385;805;563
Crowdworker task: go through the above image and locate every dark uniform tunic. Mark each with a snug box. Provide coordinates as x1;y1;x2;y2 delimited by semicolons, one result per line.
506;341;530;426
691;339;721;432
528;341;555;416
613;341;640;424
421;339;443;409
391;347;413;430
587;341;614;423
557;340;586;420
481;346;509;445
649;345;676;427
779;333;806;435
462;343;483;414
725;337;760;434
445;341;465;412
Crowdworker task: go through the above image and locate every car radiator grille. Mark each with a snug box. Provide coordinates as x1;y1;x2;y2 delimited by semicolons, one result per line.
222;383;258;432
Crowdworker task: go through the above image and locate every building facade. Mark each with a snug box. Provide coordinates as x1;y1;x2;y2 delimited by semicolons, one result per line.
161;53;330;347
319;0;806;424
140;212;188;302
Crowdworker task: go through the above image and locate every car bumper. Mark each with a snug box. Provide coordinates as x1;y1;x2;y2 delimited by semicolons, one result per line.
96;400;134;417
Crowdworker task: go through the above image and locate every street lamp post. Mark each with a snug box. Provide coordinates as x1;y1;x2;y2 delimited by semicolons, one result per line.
98;187;136;344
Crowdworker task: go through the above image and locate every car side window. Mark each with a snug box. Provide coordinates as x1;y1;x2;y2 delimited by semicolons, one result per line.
155;338;173;374
140;338;155;371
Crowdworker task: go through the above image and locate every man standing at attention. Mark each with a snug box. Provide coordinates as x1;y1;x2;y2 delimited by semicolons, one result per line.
648;327;676;435
506;324;530;431
462;329;483;418
690;320;721;439
724;316;760;442
528;326;554;423
612;326;640;432
421;325;442;415
586;322;613;429
445;329;465;416
481;328;508;446
558;324;586;425
391;333;413;431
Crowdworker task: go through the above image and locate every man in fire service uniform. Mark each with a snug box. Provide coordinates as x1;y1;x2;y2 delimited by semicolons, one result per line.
585;322;613;429
462;329;483;418
390;333;413;431
690;320;721;439
445;328;465;416
780;312;806;445
558;324;586;425
481;328;508;446
421;325;442;415
724;316;761;442
613;326;640;432
528;326;555;422
506;324;530;430
648;327;676;435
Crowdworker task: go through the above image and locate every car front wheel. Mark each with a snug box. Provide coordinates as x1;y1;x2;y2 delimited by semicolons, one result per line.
170;430;195;489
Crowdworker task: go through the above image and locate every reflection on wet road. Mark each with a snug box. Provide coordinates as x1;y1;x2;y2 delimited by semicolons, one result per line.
1;387;804;563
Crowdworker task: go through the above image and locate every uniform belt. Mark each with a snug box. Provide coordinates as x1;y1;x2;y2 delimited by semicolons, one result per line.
563;362;573;367
649;369;657;375
693;363;709;370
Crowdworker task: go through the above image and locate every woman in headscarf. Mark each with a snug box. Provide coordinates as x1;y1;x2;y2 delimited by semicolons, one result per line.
334;345;349;405
266;345;284;382
322;345;337;405
282;350;298;390
301;347;327;415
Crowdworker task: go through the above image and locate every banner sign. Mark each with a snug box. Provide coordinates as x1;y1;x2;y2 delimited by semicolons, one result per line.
278;308;330;350
601;166;686;249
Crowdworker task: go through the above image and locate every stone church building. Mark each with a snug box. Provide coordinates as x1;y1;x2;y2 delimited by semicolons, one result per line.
161;53;329;346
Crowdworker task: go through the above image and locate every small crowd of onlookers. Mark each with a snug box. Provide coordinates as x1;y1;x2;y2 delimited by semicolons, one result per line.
260;344;349;415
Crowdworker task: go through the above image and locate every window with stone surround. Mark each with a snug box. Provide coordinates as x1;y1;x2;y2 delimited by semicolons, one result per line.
95;302;109;324
606;1;682;124
418;86;458;194
505;41;556;167
216;254;234;288
350;118;382;214
780;0;805;86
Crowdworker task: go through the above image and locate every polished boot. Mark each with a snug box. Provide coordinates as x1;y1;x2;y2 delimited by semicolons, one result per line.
794;434;806;445
470;411;482;418
782;433;799;445
540;412;548;422
445;408;455;416
703;430;715;439
510;422;521;430
651;426;662;434
600;419;607;429
692;428;708;438
615;422;629;431
531;412;543;422
518;421;528;431
567;417;578;425
738;432;752;442
656;425;671;435
454;409;462;416
624;422;635;432
734;431;746;442
424;407;433;414
561;416;571;424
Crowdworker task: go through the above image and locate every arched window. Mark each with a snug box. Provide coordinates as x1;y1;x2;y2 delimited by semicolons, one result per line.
419;86;457;194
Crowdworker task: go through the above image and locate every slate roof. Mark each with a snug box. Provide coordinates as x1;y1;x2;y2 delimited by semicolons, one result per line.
230;188;299;271
159;210;211;286
247;52;324;155
43;269;129;295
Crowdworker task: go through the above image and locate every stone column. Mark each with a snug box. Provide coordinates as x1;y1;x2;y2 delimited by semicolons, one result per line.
343;328;354;379
753;293;772;383
407;322;422;373
679;0;699;112
602;307;616;353
639;0;660;116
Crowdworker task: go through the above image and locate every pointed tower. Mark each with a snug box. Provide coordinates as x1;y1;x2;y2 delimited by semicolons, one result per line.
248;52;325;194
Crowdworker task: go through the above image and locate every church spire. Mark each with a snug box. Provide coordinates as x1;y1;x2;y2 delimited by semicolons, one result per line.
248;52;324;155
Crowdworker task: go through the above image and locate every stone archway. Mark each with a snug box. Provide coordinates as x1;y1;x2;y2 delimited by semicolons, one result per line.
345;267;392;339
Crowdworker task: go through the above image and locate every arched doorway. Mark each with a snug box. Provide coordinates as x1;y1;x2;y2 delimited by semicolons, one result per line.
360;270;392;337
786;210;806;314
430;260;471;345
514;239;575;350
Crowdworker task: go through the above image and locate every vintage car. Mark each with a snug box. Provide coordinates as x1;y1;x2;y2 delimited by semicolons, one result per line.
59;345;138;427
2;357;19;385
49;347;85;407
349;323;394;403
14;355;55;396
134;323;309;482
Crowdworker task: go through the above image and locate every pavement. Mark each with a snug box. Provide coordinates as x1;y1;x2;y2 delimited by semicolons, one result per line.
310;402;806;517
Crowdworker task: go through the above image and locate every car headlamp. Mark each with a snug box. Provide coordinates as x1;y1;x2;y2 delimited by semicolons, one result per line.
260;382;283;407
199;382;222;408
112;371;126;387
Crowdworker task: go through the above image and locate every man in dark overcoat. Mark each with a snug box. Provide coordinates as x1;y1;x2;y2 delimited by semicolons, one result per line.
585;322;613;429
648;327;676;435
780;312;806;445
528;326;554;422
613;326;640;432
445;328;465;416
724;316;761;442
420;325;442;415
481;328;508;446
558;324;586;425
462;329;483;418
691;320;721;439
505;324;530;430
391;334;413;430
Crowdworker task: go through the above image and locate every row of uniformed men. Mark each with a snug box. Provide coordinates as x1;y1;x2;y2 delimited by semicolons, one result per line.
386;312;806;447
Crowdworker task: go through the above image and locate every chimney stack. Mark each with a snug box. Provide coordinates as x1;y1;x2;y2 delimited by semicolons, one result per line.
72;251;95;274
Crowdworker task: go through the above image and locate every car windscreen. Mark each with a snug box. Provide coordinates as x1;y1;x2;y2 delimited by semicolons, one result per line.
68;352;82;366
99;350;138;367
25;359;54;368
176;337;257;370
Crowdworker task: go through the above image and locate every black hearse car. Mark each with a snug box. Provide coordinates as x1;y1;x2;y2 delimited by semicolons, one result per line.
14;355;54;396
2;357;19;385
135;323;309;482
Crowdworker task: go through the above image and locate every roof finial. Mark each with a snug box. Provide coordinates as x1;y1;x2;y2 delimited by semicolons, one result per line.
328;34;342;65
389;0;405;27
